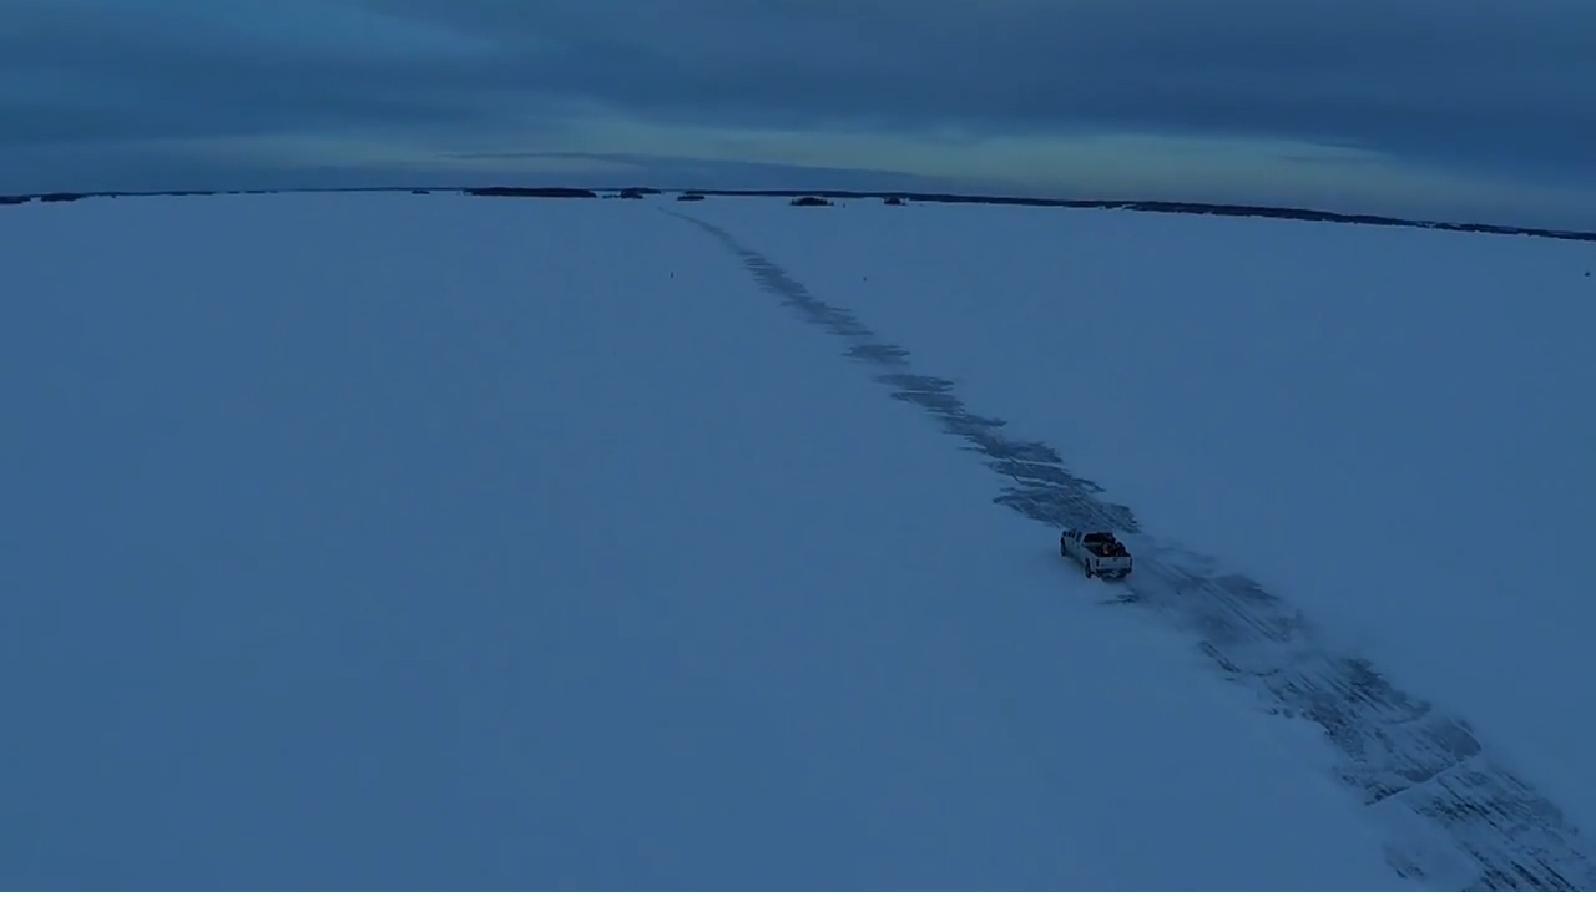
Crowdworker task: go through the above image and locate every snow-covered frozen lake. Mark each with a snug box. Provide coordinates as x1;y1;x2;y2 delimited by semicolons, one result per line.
3;191;1591;888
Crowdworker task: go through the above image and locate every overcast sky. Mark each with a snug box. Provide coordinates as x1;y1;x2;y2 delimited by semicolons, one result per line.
4;0;1594;227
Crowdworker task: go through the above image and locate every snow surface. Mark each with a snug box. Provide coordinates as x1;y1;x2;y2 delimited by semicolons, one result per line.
684;196;1596;880
2;190;1588;888
688;198;1596;790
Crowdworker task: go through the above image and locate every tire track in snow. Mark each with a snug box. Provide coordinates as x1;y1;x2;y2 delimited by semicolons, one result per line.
670;209;1596;891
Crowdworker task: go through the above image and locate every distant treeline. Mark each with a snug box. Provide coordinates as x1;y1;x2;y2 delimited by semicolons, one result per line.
673;189;1596;243
465;186;597;198
4;185;1591;244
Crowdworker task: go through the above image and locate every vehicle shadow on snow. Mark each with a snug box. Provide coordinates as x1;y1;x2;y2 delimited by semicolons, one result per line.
666;208;1596;891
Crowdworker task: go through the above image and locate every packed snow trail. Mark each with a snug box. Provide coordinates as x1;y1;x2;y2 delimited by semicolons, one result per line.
668;209;1596;891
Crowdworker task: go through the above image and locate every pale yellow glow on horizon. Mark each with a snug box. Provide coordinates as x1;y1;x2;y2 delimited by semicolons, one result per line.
114;109;1596;228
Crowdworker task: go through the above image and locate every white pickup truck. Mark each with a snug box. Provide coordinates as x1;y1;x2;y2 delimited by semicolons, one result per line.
1059;529;1133;580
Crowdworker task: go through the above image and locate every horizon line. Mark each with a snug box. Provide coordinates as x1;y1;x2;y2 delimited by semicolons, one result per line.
6;183;1593;245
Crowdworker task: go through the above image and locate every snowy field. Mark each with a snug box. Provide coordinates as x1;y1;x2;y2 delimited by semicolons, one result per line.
682;196;1596;887
2;191;1590;888
691;199;1596;787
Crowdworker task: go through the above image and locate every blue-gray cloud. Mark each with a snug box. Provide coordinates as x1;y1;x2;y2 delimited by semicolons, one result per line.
3;0;1594;226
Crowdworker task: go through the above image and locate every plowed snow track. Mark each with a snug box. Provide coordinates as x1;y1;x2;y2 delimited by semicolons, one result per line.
672;209;1596;891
